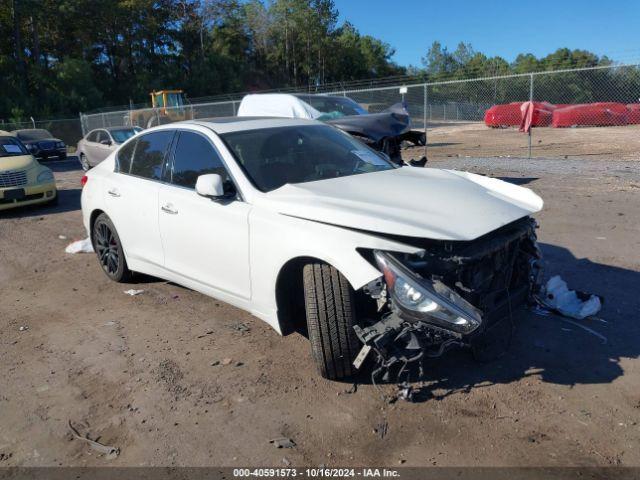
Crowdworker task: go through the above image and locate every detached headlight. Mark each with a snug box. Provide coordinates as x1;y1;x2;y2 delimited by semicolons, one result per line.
374;250;482;334
37;169;55;183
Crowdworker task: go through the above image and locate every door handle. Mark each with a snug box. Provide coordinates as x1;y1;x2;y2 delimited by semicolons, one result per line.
161;204;178;215
107;188;120;197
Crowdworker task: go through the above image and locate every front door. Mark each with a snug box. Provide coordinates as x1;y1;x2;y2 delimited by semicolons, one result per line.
158;130;251;300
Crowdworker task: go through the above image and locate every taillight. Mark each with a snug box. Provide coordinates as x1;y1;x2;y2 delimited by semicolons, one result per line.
81;175;88;187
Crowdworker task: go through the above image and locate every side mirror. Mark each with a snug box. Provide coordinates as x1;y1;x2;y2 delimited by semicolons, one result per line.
100;139;112;146
196;174;226;199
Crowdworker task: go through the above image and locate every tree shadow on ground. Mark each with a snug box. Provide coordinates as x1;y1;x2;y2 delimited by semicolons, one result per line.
353;242;639;402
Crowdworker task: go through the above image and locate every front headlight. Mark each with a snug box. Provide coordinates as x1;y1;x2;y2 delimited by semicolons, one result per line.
374;250;482;334
56;141;65;148
37;169;55;183
26;144;37;151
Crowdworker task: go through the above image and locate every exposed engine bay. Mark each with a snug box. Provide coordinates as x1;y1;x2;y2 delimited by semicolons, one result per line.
355;217;543;382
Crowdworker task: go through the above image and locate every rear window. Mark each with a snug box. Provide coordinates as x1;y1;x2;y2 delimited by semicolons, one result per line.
129;131;173;180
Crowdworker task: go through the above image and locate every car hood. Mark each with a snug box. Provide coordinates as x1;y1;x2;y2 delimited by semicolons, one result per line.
325;103;411;141
0;154;36;172
260;167;543;241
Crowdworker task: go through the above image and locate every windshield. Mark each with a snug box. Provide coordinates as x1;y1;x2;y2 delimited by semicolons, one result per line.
0;137;28;158
110;128;138;144
296;95;368;119
221;125;395;192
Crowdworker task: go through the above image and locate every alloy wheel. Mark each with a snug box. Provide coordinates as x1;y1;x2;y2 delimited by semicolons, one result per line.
80;154;90;171
94;222;119;275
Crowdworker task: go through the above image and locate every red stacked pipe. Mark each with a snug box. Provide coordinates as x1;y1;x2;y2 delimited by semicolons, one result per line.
627;104;640;125
484;102;523;127
484;101;556;128
485;102;640;128
552;102;628;127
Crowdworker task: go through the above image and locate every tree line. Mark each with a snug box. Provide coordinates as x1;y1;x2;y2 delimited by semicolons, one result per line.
2;0;635;122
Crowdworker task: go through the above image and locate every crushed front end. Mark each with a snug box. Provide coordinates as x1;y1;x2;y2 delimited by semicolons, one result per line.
355;217;542;378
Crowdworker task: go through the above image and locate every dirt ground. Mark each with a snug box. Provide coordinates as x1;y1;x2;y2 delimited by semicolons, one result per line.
1;152;639;468
423;122;640;161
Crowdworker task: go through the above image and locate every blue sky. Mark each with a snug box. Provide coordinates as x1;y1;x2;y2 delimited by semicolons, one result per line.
335;0;640;67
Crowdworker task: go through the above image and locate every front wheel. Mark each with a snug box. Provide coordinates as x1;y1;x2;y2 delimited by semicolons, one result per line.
92;213;132;282
79;153;90;171
303;263;360;380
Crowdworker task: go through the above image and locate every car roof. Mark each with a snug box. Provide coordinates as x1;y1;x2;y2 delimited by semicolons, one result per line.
180;117;323;134
89;126;137;133
294;93;344;100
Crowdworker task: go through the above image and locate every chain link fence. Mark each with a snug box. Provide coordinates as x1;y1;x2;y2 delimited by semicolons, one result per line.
1;117;83;149
78;63;640;160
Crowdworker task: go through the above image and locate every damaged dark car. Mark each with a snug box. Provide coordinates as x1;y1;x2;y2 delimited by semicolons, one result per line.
237;93;426;165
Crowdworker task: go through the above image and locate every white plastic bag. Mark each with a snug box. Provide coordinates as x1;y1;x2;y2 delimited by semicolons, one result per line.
65;237;94;254
542;275;602;320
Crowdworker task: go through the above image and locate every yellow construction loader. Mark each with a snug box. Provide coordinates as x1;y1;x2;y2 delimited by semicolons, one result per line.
125;90;193;129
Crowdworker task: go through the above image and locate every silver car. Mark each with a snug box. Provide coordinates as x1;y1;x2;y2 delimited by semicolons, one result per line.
76;127;141;171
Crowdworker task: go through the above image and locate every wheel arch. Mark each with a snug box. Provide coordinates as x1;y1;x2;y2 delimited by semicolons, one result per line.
89;208;105;234
273;252;378;336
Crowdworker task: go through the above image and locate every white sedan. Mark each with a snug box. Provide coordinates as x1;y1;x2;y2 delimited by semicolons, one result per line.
76;127;141;171
81;118;543;380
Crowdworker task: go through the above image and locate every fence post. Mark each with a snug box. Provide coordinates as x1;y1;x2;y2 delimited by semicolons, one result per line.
528;73;534;159
423;84;428;159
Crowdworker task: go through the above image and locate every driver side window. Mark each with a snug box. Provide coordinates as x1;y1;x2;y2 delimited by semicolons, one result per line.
170;131;230;189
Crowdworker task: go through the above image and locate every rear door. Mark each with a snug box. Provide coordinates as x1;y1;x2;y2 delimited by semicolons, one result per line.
84;131;99;164
158;130;251;299
105;130;174;269
94;130;113;164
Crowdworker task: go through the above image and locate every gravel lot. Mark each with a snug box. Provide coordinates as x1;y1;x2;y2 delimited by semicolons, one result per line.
424;122;640;161
1;153;639;467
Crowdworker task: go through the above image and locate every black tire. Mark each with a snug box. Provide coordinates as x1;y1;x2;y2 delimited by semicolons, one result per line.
303;263;360;380
92;213;132;283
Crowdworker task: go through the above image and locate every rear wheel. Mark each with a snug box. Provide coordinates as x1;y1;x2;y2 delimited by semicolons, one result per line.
92;213;132;282
303;263;360;380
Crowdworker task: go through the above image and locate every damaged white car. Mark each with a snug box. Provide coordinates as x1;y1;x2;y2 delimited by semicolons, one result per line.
81;118;543;380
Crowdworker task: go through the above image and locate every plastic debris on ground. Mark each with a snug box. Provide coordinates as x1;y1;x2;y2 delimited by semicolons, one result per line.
68;420;120;459
539;275;602;320
65;237;94;254
123;289;144;296
269;437;296;449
